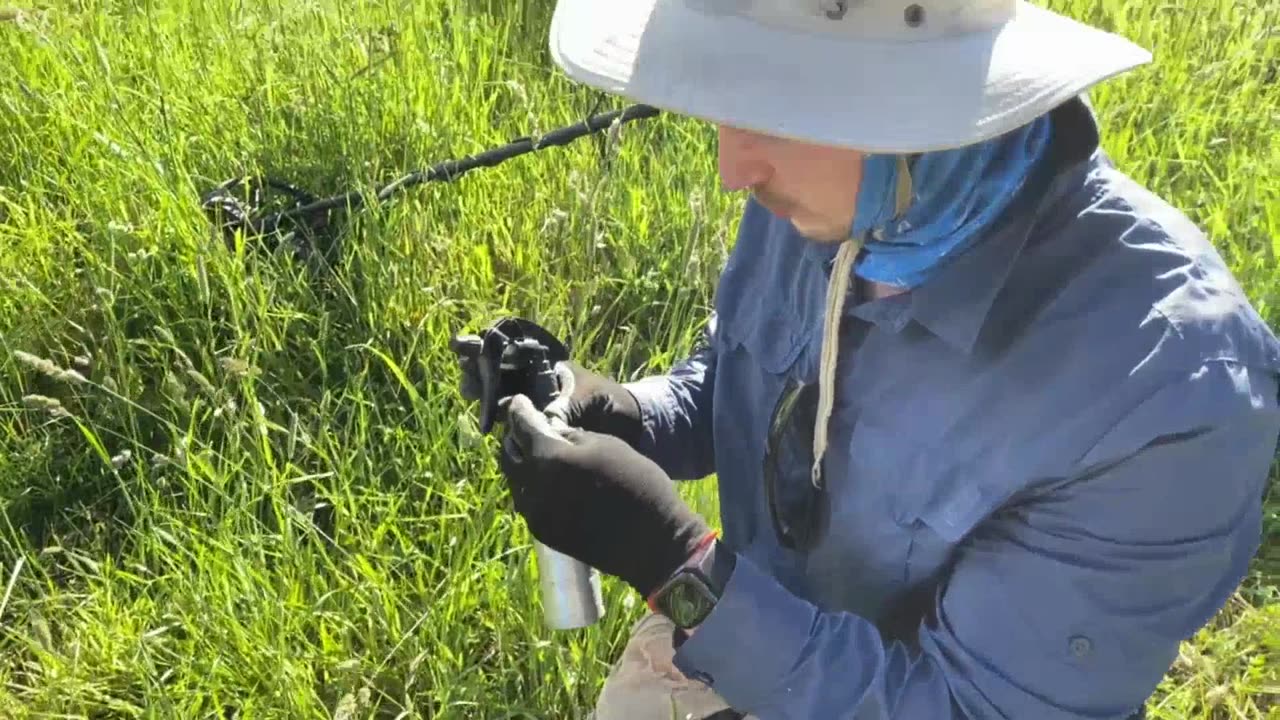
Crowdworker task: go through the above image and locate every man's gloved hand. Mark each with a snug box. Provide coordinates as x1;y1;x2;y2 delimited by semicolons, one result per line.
457;354;643;445
543;361;644;446
498;394;711;598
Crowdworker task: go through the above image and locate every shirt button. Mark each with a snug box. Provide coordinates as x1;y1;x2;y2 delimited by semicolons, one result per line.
1069;636;1092;657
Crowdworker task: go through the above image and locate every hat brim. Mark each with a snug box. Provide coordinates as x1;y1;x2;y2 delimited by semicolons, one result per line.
549;0;1151;153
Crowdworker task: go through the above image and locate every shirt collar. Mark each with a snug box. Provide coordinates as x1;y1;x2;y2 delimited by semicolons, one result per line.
853;95;1105;354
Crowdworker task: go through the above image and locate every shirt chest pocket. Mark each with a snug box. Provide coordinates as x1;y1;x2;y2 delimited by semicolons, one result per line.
720;307;814;381
894;452;1009;588
832;417;1009;595
713;262;822;384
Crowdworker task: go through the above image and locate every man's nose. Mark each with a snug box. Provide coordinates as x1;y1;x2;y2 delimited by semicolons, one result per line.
717;125;769;192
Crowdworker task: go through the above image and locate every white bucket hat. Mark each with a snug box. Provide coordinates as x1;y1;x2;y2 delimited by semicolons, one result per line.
548;0;1152;153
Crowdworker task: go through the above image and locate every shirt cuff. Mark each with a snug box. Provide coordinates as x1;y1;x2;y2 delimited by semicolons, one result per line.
622;377;676;455
671;549;819;709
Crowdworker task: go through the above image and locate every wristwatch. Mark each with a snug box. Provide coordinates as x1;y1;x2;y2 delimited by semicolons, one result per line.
647;535;737;629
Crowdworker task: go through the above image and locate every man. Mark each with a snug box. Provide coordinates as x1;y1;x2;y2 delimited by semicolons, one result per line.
474;0;1280;717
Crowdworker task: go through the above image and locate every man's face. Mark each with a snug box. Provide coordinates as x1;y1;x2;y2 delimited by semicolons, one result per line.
716;124;865;243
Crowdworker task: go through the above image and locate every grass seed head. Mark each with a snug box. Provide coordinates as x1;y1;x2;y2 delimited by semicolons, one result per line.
13;350;87;385
22;394;69;418
110;449;132;470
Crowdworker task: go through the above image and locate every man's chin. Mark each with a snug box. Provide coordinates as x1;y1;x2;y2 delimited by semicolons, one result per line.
790;218;849;244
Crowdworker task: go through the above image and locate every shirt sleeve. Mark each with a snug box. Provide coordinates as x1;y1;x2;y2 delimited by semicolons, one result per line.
671;360;1280;719
622;313;719;481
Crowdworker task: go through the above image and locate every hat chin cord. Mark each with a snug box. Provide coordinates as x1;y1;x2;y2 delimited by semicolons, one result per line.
810;155;912;489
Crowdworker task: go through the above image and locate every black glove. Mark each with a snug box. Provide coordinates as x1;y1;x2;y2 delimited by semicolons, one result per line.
543;361;644;447
498;394;711;598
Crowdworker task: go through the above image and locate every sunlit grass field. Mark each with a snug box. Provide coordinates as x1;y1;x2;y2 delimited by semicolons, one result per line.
0;0;1277;716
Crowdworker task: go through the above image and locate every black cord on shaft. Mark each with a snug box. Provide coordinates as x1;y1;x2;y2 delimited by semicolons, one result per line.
202;103;661;249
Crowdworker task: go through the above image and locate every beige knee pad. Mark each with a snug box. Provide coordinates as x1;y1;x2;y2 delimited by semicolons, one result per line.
590;613;752;720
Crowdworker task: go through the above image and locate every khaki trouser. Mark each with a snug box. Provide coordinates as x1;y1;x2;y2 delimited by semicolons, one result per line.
588;613;757;720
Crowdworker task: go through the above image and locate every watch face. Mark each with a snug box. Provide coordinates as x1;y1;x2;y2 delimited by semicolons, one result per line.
659;574;719;629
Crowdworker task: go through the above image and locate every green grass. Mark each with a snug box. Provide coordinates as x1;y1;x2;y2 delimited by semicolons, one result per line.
0;0;1276;717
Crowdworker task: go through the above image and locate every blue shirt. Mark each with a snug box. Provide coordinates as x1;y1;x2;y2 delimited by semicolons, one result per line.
622;96;1280;719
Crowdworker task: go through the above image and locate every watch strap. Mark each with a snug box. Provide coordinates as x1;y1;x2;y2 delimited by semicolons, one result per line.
646;531;736;629
646;530;718;613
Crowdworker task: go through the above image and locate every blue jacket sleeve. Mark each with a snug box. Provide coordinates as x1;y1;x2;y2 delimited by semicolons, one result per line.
622;313;719;481
672;360;1280;719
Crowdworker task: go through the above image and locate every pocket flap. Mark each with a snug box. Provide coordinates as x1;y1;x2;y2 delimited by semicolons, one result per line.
898;455;1004;544
915;482;989;543
739;309;810;375
711;204;821;378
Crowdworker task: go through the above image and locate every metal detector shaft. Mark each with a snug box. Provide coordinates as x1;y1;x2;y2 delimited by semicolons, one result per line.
534;537;605;630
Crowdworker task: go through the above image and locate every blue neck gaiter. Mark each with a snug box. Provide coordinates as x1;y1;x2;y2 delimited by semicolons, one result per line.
849;114;1054;289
